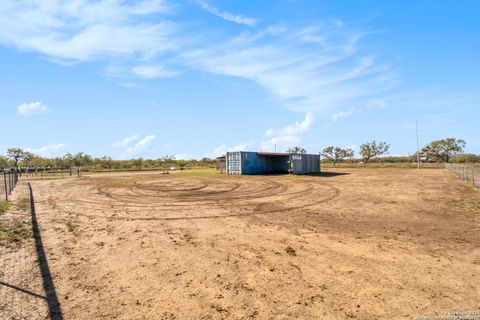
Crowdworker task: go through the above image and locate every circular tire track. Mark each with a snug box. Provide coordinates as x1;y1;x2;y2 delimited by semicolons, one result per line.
47;175;340;221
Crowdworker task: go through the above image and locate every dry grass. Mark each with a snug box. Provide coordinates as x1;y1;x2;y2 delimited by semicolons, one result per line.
16;198;29;211
0;198;32;244
0;222;32;243
0;200;11;214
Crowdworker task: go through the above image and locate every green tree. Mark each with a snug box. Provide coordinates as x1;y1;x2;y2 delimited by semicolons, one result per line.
360;141;390;165
453;153;479;163
287;146;307;154
160;155;176;167
22;151;35;167
134;157;144;170
7;147;26;168
73;152;92;167
26;154;49;168
321;146;354;166
63;153;74;168
422;138;465;163
0;156;11;168
176;160;188;170
101;156;114;170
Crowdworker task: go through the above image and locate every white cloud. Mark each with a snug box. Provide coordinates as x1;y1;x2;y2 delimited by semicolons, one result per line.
182;23;394;113
261;113;314;151
331;107;356;122
0;0;174;63
207;144;229;158
28;143;66;157
17;101;48;116
206;140;256;158
114;134;157;157
208;114;314;156
113;134;139;148
1;2;395;117
131;65;180;79
126;134;156;155
266;112;313;137
197;1;256;26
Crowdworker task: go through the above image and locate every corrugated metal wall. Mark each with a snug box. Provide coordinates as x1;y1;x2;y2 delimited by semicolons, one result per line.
290;154;320;174
227;152;320;175
226;152;242;174
242;152;266;174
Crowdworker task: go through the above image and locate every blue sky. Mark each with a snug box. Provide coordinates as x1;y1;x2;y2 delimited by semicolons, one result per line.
0;0;479;159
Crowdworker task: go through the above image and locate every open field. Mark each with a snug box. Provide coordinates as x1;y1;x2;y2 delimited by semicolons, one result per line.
18;168;480;319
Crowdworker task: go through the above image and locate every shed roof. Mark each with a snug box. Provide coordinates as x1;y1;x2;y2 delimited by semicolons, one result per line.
256;152;290;157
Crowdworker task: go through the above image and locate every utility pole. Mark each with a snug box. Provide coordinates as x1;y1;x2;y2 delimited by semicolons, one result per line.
416;121;420;170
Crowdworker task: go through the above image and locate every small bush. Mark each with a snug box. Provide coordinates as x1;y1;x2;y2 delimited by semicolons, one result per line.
0;222;32;242
0;201;11;214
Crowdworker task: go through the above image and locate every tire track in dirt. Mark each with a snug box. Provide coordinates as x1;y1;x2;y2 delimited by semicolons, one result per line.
45;176;340;221
57;179;286;208
51;181;301;212
99;179;287;204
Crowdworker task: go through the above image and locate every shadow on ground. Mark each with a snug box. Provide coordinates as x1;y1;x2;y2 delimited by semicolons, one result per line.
241;171;351;177
305;171;350;177
28;183;63;320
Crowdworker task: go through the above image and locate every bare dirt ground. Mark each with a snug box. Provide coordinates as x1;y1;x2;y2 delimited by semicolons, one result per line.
22;168;480;319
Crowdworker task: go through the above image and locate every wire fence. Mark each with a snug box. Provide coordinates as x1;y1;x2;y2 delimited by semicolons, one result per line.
22;167;81;180
2;170;19;201
0;182;50;319
446;163;479;189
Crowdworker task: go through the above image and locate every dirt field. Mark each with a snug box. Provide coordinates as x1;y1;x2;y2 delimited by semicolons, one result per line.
23;168;480;319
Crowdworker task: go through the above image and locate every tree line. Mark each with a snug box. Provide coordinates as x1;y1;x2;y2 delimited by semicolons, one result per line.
0;149;217;170
288;138;477;166
1;137;477;170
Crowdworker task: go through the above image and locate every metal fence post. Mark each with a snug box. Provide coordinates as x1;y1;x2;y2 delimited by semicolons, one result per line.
472;166;475;187
3;172;7;201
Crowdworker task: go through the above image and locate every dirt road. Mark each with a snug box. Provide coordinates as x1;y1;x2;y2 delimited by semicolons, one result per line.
26;168;480;319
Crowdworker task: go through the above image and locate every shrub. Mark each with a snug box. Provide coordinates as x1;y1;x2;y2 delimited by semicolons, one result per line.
0;201;11;214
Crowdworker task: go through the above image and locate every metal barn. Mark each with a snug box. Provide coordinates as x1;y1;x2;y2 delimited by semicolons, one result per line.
226;151;320;175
